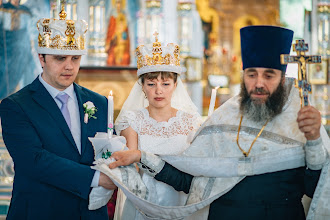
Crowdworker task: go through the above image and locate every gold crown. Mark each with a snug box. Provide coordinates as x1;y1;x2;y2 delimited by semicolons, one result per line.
36;4;88;55
135;32;182;76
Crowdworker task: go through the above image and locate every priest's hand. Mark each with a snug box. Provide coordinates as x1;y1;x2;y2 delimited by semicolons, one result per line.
297;106;321;140
99;172;117;190
109;150;141;169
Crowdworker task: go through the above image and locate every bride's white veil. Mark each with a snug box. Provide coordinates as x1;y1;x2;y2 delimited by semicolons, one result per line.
115;32;199;132
115;75;199;130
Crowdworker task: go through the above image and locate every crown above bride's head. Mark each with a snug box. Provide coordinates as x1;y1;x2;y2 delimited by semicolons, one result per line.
135;31;184;76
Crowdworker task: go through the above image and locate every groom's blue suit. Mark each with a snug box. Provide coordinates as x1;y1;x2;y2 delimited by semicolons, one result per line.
0;77;108;219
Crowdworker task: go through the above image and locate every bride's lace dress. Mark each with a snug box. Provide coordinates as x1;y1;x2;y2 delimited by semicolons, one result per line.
114;108;202;220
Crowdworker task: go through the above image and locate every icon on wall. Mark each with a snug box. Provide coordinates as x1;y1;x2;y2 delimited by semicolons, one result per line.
309;59;328;84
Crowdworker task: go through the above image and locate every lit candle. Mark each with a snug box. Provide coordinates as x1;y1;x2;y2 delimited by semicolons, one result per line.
208;87;219;117
108;90;114;139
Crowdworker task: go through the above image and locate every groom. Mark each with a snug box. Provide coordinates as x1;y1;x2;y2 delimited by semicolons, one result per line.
110;26;329;219
0;7;116;220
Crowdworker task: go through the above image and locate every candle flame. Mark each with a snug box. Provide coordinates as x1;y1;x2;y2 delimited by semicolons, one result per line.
215;86;220;90
109;90;113;96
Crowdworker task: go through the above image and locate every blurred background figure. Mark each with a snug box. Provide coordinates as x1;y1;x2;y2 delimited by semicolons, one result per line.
0;0;48;100
0;0;34;99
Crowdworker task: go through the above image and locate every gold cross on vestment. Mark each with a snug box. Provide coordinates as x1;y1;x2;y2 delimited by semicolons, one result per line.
281;39;321;107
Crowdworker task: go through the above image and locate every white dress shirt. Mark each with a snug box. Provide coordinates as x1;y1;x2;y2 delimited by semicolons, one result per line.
39;74;99;187
39;74;81;153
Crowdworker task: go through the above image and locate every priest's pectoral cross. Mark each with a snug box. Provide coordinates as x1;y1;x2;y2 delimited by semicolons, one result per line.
281;39;321;107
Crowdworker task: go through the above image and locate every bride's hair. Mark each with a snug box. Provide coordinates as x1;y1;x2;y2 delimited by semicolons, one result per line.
139;72;178;84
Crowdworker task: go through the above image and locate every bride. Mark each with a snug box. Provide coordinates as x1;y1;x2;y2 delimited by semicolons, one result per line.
113;33;202;219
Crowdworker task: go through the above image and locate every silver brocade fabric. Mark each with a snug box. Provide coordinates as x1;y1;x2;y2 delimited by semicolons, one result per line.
93;82;330;219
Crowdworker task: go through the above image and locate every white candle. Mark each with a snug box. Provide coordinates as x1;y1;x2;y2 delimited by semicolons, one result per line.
108;90;114;139
208;87;219;117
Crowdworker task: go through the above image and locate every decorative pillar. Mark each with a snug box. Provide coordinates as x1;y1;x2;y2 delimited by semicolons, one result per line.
137;0;178;45
163;0;177;44
144;0;163;43
317;1;330;56
177;0;203;114
87;0;107;65
57;0;78;20
311;0;330;136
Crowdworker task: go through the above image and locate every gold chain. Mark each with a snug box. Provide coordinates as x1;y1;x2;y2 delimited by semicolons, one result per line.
236;115;269;157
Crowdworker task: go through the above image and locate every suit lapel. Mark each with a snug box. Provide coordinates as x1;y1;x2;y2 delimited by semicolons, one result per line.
30;78;78;153
74;83;89;156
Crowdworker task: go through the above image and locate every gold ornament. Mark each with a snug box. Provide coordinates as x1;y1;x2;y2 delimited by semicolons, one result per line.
135;31;181;72
36;2;88;55
236;115;269;157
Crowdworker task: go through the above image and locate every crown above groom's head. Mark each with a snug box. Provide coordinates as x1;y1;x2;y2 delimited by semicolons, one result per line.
36;4;88;55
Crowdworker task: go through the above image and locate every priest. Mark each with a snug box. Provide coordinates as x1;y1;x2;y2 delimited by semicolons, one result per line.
105;26;329;219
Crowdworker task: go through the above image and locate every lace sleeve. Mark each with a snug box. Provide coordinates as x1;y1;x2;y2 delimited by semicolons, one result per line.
114;110;139;135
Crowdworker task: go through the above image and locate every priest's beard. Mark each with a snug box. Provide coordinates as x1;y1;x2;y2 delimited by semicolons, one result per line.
239;80;287;123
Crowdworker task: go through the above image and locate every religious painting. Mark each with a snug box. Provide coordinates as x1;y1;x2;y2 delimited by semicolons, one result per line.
309;59;328;84
1;0;34;100
1;0;49;100
105;0;130;66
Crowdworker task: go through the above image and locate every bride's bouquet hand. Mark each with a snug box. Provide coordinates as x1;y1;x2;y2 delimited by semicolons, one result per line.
88;132;127;210
88;132;127;162
109;150;141;169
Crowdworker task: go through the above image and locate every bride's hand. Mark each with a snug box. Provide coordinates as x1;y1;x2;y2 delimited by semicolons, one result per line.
109;150;141;169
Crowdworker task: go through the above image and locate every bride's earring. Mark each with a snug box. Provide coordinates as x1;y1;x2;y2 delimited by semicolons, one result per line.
143;91;147;99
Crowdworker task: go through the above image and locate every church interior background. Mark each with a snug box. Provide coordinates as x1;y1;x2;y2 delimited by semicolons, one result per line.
0;0;329;218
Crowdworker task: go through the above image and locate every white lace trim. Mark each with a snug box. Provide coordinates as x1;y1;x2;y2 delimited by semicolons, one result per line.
116;108;201;138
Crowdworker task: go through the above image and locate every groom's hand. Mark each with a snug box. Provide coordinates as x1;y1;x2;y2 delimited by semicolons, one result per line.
109;150;141;169
99;172;117;190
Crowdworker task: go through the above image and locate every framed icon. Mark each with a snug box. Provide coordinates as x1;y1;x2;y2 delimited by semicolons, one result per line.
185;57;203;81
309;59;328;84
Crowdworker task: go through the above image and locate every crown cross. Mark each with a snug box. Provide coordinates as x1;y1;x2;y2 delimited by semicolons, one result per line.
153;31;159;42
59;0;67;20
135;32;181;76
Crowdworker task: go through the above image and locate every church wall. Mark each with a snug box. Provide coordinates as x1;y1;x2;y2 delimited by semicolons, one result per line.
208;0;280;84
